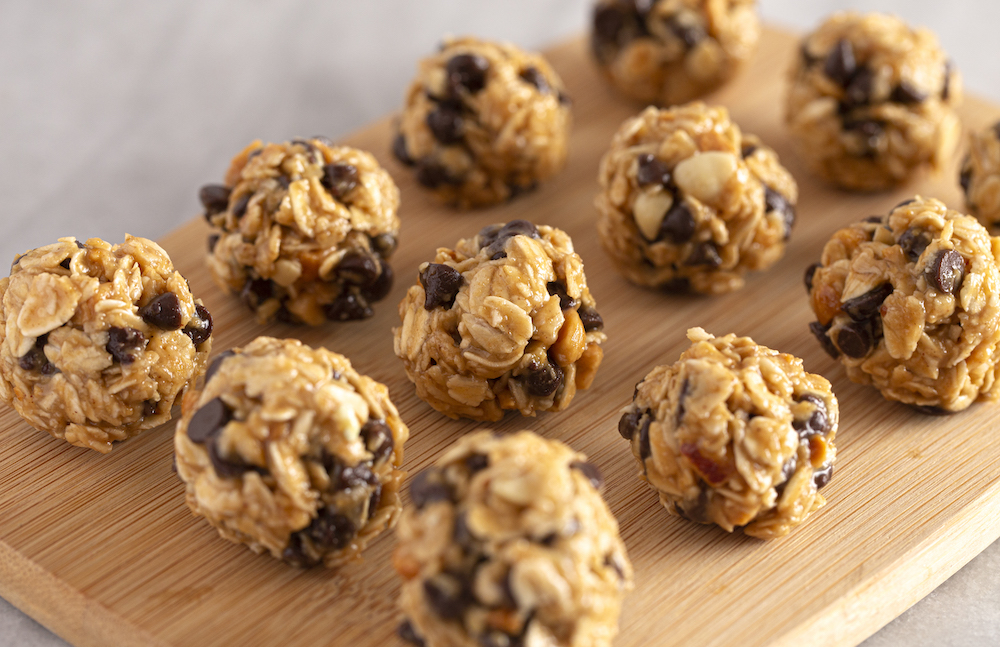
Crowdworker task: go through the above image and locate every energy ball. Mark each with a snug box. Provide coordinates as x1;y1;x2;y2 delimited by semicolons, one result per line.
391;37;571;208
174;337;408;567
201;137;400;325
394;221;606;421
590;0;760;106
960;121;1000;231
394;430;633;647
618;328;838;539
786;12;962;191
806;196;1000;412
596;103;797;294
0;236;212;453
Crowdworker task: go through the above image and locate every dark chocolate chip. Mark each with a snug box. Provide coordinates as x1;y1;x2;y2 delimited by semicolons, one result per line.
207;234;220;253
331;462;378;490
409;469;453;509
578;306;604;332
519;66;550;94
199;184;231;217
669;19;705;48
894;198;917;210
570;461;604;490
241;278;273;310
275;175;290;190
765;186;795;239
675;487;709;523
369;483;383;515
304;507;357;551
891;81;927;104
676;378;690;425
741;143;758;158
638;413;652;460
231;193;251;219
836;321;874;358
482;220;540;259
824;39;856;86
793;393;830;438
139;292;183;330
926;249;965;295
546;281;577;310
592;5;628;49
813;463;833;489
362;263;394;302
205;350;234;385
635;154;671;187
415;160;455;188
685;242;722;267
804;263;821;292
524;362;564;397
775;454;797;498
323;291;374;321
426;107;465;145
844;119;884;156
842;283;893;321
187;397;231;443
863;215;884;224
392;133;415;166
452;512;476;549
844;66;874;106
809;321;840;359
59;257;71;270
182;303;213;346
361;419;394;464
420;263;464;310
208;440;263;479
446;53;490;94
143;399;158;417
960;164;973;196
75;240;86;249
899;227;931;262
423;574;468;620
660;202;696;243
18;345;51;373
618;408;641;440
465;453;489;473
321;163;359;201
106;326;146;364
397;620;425;646
337;251;380;287
370;233;398;258
281;534;311;567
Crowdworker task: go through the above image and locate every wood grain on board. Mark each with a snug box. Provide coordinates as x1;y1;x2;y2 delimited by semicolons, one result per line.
1;27;999;647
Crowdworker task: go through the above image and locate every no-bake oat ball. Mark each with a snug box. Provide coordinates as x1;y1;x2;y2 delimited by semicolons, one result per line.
786;12;962;191
392;37;571;208
960;121;1000;231
596;102;797;294
201;137;400;325
806;197;1000;412
0;236;212;453
590;0;760;106
174;336;408;567
618;328;838;539
394;430;633;647
393;221;605;421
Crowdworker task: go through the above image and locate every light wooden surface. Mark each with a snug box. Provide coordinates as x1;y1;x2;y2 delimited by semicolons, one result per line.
1;28;999;647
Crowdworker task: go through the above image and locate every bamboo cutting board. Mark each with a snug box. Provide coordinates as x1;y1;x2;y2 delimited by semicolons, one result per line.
2;27;999;647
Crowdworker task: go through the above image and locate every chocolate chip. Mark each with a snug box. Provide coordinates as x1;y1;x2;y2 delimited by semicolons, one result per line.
793;393;830;438
942;60;953;100
836;321;873;358
205;350;234;383
423;574;468;620
960;164;973;196
208;440;263;479
898;227;930;262
452;512;475;549
321;163;359;200
337;251;380;287
361;419;394;464
199;184;231;217
18;345;51;373
59;257;71;270
465;453;489;473
420;263;463;310
143;400;157;417
426;107;464;145
207;234;220;253
275;175;290;190
187;397;231;443
546;281;577;310
241;278;273;310
304;507;357;551
570;461;604;490
139;292;183;330
362;263;393;302
844;119;884;156
182;303;213;346
397;620;425;646
446;53;489;94
323;291;374;321
669;18;704;47
370;233;398;258
106;326;146;364
415;160;455;188
894;198;917;210
660;202;696;243
392;133;415;166
409;469;453;509
330;461;378;491
592;5;628;51
685;242;722;267
765;187;795;239
741;144;758;158
618;408;641;440
231;193;251;219
891;81;927;104
774;454;797;498
842;283;893;321
369;484;383;516
927;249;965;295
638;413;652;460
635;154;671;187
578;306;604;332
524;362;564;397
824;39;856;86
804;263;821;292
481;220;540;259
809;321;840;359
675;487;709;523
813;463;833;489
863;215;884;224
281;534;311;567
519;66;550;94
843;66;874;106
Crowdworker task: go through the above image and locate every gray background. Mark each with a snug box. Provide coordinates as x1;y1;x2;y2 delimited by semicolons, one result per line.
1;1;998;645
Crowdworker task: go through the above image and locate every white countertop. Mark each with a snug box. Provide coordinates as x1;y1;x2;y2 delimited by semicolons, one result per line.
1;1;998;645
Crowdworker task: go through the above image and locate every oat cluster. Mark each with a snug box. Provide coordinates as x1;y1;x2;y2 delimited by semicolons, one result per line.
960;121;1000;231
